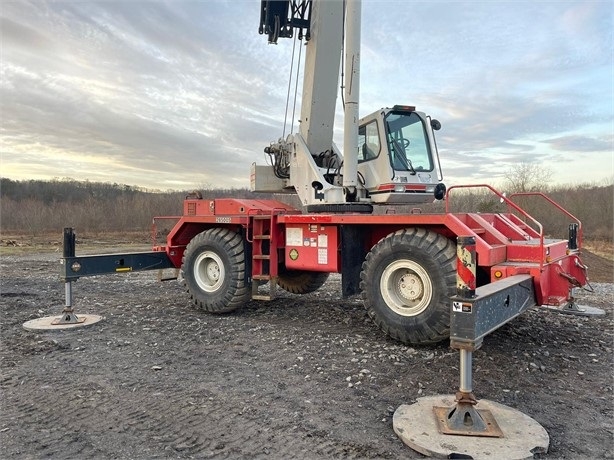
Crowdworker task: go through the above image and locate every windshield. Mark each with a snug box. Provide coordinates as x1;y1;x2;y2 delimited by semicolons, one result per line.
384;111;433;172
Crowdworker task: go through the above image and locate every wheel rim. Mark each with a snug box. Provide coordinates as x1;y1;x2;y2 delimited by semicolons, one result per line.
193;251;225;293
380;260;433;317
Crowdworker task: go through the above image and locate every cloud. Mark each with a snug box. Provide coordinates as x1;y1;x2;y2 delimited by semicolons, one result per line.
0;16;53;50
1;0;612;191
544;135;612;153
1;1;291;188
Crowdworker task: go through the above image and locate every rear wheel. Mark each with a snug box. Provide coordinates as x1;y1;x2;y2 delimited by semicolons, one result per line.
182;228;250;313
360;228;456;345
277;268;329;294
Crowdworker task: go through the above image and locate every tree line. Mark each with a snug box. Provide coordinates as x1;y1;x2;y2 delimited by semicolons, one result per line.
0;178;260;235
1;176;611;242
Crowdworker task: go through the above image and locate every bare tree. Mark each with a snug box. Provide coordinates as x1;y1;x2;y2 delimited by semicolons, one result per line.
504;163;553;193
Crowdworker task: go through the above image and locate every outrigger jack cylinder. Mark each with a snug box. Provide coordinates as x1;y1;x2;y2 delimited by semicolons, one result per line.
22;228;103;331
433;236;503;437
393;236;549;458
52;228;86;325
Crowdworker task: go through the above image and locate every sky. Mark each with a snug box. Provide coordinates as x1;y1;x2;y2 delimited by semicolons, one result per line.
1;0;612;191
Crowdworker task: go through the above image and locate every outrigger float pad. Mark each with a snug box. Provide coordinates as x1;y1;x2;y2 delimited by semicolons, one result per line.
542;302;606;317
23;314;103;332
393;395;549;460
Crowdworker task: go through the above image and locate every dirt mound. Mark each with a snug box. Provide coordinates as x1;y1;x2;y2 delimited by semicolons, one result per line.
581;250;613;283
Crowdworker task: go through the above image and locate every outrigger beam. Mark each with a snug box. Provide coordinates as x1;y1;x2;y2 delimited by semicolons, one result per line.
450;274;535;351
60;232;174;281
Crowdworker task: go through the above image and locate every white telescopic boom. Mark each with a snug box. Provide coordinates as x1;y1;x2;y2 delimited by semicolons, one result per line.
298;0;343;157
342;0;361;195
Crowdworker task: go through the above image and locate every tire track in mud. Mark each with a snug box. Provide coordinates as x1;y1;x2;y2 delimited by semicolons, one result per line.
2;363;393;459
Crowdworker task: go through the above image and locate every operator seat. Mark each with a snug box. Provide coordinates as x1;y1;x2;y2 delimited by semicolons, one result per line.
361;143;379;161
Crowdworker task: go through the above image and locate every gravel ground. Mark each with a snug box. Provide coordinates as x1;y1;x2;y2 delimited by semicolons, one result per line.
0;246;612;459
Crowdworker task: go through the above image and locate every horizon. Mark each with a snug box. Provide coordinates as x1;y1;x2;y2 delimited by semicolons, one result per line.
2;174;612;195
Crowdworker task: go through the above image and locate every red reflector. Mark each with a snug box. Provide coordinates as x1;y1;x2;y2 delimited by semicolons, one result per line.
377;184;428;192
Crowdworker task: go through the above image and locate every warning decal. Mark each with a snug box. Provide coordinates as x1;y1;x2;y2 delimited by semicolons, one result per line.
286;227;303;247
452;301;472;313
318;248;327;264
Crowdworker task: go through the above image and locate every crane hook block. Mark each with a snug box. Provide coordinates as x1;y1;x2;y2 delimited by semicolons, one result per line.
259;0;312;44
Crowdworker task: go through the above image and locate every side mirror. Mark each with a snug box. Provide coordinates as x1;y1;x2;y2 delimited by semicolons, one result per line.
434;183;446;200
431;119;441;131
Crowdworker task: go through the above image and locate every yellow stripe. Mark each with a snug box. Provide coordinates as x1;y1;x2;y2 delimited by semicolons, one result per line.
115;267;132;272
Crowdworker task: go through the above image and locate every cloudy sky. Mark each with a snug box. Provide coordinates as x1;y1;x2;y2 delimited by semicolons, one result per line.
1;0;612;191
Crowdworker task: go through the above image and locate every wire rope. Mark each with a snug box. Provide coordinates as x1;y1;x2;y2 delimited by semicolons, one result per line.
290;37;303;135
340;0;346;109
282;34;299;139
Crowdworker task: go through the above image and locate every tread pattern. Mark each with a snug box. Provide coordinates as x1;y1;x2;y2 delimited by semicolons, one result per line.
181;228;250;313
359;228;456;345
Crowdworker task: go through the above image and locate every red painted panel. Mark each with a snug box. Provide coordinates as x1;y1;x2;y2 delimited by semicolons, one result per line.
284;224;339;272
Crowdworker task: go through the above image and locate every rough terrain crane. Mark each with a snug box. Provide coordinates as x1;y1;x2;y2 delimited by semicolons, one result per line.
60;0;590;348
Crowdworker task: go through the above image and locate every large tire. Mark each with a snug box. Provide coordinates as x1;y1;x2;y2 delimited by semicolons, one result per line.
182;228;250;313
277;268;329;294
360;228;456;345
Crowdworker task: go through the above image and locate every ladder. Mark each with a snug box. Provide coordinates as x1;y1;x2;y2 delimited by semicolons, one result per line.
248;211;281;301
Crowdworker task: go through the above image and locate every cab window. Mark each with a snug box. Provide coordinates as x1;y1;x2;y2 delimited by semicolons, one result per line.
358;121;380;162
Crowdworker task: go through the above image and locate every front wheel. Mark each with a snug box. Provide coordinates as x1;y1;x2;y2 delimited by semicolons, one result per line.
182;228;250;313
360;228;456;345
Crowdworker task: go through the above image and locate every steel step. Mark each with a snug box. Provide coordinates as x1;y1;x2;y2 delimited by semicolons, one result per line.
252;294;272;301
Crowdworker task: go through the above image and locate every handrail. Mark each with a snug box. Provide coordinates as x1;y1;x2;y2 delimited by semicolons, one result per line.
245;206;288;243
245;208;260;243
509;192;583;248
445;184;545;272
